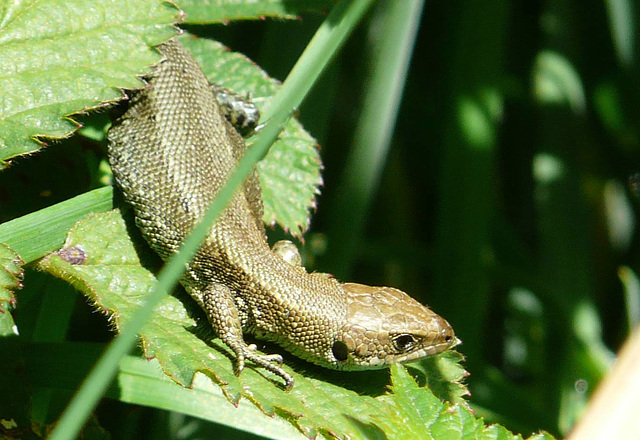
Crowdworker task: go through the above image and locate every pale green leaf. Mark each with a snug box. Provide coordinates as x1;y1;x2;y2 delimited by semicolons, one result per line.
0;0;178;168
179;0;335;23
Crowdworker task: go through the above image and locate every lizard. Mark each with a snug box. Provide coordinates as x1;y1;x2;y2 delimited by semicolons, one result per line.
107;37;458;390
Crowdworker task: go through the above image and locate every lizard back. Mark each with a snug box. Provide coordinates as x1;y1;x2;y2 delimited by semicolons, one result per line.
107;38;349;367
108;39;264;257
107;38;457;387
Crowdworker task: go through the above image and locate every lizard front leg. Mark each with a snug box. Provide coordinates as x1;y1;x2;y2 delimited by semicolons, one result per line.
201;283;294;390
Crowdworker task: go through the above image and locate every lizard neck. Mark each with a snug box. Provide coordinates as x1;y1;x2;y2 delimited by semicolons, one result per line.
226;230;348;364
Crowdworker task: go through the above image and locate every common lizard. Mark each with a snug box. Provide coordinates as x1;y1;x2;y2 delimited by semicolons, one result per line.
107;38;458;389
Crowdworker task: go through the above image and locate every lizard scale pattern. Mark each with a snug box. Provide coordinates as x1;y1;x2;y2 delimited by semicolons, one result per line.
107;38;458;389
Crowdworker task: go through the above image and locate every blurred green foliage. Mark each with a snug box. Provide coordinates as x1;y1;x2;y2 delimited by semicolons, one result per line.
280;0;636;436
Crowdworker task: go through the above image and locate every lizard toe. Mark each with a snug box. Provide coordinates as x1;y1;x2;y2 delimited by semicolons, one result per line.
241;349;292;389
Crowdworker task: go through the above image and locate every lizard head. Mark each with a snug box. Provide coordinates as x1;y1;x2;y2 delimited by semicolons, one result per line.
331;282;459;369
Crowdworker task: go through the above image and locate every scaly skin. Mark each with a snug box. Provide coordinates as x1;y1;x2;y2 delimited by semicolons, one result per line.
107;38;457;389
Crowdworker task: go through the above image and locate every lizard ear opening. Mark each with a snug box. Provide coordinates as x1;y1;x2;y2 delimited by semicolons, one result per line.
332;340;349;362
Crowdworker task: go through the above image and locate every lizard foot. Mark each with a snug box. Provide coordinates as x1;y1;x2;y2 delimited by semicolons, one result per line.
232;343;293;390
201;283;294;389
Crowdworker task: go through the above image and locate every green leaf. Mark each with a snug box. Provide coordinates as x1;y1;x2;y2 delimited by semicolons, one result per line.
372;365;555;440
40;210;473;438
0;0;178;168
0;245;29;438
0;243;22;336
179;0;336;24
406;350;470;405
182;35;322;236
0;186;114;264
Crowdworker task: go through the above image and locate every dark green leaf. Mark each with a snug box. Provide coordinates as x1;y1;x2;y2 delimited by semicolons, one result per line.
0;243;22;336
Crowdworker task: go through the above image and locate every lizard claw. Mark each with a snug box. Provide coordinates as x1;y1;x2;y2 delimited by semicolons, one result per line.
263;353;284;364
232;344;292;388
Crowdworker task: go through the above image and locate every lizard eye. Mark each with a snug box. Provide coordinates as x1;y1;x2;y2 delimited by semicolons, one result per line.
392;334;417;353
332;340;349;362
